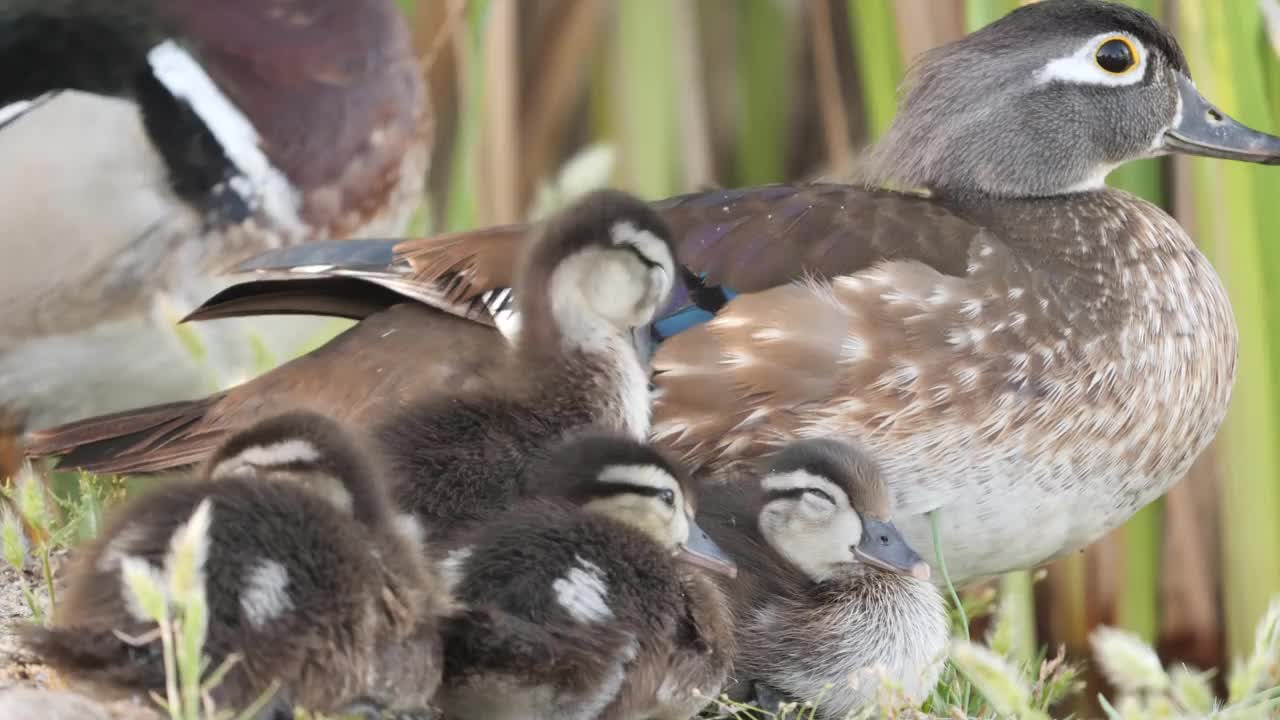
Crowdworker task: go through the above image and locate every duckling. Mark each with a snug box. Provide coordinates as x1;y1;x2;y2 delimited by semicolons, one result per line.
437;430;737;720
699;438;947;719
376;189;678;534
23;411;448;719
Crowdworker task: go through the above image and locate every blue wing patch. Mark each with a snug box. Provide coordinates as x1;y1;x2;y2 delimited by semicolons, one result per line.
650;271;737;344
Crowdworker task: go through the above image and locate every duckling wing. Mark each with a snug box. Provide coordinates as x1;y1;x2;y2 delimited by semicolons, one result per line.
443;604;635;690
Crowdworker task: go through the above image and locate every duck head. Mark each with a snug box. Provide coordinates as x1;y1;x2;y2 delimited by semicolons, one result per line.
864;0;1280;198
757;438;931;583
514;189;678;353
530;431;738;578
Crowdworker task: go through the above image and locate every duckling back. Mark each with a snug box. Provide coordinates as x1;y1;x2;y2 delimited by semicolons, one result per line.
435;431;734;720
375;190;679;538
24;411;447;718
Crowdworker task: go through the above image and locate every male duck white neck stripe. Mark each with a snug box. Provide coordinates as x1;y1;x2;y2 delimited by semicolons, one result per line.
146;39;304;235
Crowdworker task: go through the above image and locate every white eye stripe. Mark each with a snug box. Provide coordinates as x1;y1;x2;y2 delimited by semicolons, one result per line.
598;464;679;493
1034;32;1147;88
209;439;322;480
762;470;848;507
609;222;673;272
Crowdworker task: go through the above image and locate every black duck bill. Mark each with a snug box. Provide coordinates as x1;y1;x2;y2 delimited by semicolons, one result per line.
853;518;932;581
677;521;738;578
1162;75;1280;164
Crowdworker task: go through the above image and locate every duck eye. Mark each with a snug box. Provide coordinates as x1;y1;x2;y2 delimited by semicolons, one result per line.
658;489;675;506
804;488;835;504
1095;37;1137;75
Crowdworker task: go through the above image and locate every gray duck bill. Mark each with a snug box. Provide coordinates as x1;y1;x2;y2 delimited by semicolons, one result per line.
853;518;931;581
676;521;738;578
1162;74;1280;165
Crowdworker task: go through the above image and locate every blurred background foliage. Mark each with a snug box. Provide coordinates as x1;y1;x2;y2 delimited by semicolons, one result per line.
382;0;1280;709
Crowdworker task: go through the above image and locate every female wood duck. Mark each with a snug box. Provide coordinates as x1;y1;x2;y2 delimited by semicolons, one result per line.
27;0;1280;586
0;0;429;480
699;438;947;718
24;411;449;719
436;431;735;720
375;188;678;536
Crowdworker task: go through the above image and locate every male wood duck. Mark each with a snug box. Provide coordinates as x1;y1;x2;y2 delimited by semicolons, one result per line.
27;0;1280;585
0;0;429;480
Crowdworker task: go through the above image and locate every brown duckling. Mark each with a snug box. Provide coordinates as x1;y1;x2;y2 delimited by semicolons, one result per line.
376;189;678;535
23;411;448;719
437;430;736;720
699;438;947;718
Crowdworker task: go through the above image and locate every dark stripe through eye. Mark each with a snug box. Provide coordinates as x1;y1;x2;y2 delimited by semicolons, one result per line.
622;244;662;269
766;488;835;504
583;482;676;504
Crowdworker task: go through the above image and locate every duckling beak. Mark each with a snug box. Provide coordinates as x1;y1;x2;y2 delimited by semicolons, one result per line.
1163;75;1280;165
853;519;932;581
677;521;738;578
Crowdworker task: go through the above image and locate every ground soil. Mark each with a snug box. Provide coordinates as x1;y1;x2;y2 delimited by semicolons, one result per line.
0;556;161;719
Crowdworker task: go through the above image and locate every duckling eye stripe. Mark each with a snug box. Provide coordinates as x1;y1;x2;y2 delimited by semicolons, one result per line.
598;465;677;492
610;222;671;271
215;440;322;471
762;470;846;503
1034;32;1147;88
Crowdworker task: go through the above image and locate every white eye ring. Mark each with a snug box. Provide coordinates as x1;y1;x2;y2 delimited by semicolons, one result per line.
1035;32;1147;88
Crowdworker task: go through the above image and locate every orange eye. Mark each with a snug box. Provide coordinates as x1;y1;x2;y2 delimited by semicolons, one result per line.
1095;36;1137;74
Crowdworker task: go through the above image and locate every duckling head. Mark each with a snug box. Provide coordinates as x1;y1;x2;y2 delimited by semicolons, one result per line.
515;189;677;354
531;431;737;578
862;0;1280;198
203;411;396;531
758;438;931;583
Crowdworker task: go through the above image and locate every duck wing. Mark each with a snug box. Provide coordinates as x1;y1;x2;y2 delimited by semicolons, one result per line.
25;303;506;474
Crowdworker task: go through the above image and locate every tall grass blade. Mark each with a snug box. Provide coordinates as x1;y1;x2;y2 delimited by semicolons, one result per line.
615;0;677;198
734;0;790;185
443;0;491;231
848;0;902;142
1179;0;1280;657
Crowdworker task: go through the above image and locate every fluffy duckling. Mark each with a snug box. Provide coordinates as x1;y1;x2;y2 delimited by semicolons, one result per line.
700;438;947;718
437;431;737;720
376;189;677;536
24;412;448;719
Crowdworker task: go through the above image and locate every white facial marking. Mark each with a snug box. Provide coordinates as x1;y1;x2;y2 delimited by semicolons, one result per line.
609;221;674;276
240;558;293;629
146;40;303;234
598;464;676;491
1034;32;1147;88
552;556;612;623
759;470;865;582
209;439;324;481
438;546;473;595
596;464;689;546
